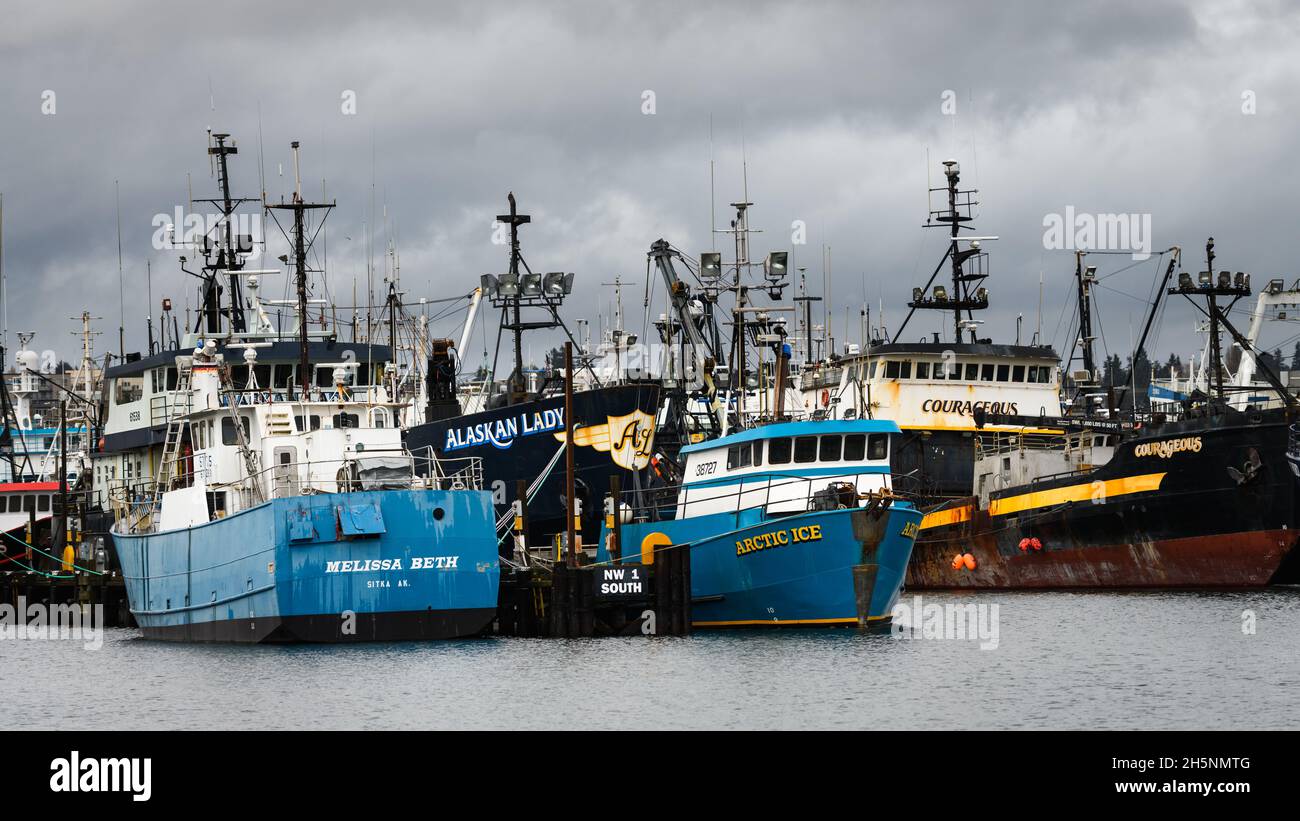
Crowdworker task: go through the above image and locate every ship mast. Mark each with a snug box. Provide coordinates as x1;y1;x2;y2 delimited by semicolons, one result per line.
1166;238;1295;409
897;159;993;344
265;141;334;399
479;193;580;405
191;132;258;337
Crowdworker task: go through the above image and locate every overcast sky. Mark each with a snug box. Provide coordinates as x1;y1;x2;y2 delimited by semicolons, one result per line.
3;0;1299;372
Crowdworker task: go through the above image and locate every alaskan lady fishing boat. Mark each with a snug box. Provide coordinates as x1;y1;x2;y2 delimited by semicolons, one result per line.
598;420;922;627
404;194;661;547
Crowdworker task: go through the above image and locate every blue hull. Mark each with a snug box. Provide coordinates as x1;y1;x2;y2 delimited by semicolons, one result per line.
600;503;922;627
113;489;501;643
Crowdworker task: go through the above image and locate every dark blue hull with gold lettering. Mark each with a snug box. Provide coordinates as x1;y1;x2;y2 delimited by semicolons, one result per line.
405;383;660;544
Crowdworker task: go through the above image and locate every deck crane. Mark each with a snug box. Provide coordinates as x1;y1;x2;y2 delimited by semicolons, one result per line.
649;239;728;436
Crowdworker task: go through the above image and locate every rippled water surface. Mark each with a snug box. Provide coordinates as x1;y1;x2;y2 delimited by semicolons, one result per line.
5;589;1297;730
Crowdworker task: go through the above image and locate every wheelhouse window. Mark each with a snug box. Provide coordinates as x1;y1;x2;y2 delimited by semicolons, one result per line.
332;413;360;429
899;361;912;379
932;361;945;380
37;495;50;512
868;434;889;460
1027;366;1040;383
1012;364;1026;381
884;361;900;379
273;365;294;389
793;436;818;463
726;444;752;470
819;435;842;461
768;437;792;464
996;364;1010;382
980;364;995;381
751;440;763;465
868;361;878;379
1038;366;1052;383
114;376;143;405
295;415;321;432
221;416;251;445
964;363;979;381
916;362;930;379
843;433;866;461
22;495;35;513
253;365;272;390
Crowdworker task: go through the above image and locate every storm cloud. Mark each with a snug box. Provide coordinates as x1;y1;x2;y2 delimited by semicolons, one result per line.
2;0;1298;370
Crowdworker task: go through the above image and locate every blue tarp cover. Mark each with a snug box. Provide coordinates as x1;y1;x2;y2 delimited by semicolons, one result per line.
337;502;386;536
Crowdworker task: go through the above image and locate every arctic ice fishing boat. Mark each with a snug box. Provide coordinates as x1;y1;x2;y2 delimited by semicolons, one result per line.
598;419;922;627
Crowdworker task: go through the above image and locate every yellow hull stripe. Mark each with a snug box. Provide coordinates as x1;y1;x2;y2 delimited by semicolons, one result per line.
920;505;973;530
693;616;886;627
919;473;1167;531
988;472;1166;517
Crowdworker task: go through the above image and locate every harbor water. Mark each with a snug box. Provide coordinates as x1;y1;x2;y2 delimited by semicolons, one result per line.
5;589;1298;731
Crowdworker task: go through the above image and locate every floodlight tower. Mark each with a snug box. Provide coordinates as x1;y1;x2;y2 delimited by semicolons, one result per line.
479;193;576;405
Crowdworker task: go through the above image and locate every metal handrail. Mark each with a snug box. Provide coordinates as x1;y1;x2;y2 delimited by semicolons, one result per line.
112;449;485;535
616;468;899;523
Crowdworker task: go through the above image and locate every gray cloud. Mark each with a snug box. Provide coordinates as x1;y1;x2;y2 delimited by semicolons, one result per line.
3;0;1299;371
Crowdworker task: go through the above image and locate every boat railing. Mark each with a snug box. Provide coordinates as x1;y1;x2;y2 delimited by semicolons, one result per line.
1024;467;1094;487
609;469;899;526
110;449;485;534
149;390;193;427
409;446;485;492
975;430;1080;457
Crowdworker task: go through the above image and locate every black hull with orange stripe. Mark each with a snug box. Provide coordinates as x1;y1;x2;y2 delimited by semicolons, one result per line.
907;409;1300;589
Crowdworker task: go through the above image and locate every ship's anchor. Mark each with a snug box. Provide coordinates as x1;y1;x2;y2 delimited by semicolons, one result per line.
1227;448;1263;486
858;489;895;519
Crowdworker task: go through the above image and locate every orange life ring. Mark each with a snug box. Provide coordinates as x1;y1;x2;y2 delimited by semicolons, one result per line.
820;389;830;407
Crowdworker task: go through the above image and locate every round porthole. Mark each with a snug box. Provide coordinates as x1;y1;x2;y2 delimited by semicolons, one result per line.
433;507;445;521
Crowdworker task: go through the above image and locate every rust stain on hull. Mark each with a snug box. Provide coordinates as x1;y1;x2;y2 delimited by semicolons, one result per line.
909;524;1300;589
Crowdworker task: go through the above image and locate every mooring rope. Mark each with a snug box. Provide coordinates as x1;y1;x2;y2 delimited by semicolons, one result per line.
0;529;105;576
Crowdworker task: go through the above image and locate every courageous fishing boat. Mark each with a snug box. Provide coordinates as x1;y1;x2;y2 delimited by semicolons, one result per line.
794;160;1066;500
108;139;500;641
910;238;1300;588
598;420;922;626
404;194;660;547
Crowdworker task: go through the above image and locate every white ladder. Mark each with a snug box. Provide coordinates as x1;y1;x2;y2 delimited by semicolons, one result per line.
130;362;193;530
219;367;264;505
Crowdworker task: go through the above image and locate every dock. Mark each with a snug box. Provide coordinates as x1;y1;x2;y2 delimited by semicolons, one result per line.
0;568;134;628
